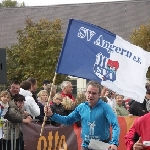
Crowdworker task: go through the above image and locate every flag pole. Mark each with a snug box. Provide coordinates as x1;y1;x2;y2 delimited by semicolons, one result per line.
40;72;57;136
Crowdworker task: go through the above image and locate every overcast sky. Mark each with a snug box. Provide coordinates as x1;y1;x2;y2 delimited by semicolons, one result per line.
0;0;129;6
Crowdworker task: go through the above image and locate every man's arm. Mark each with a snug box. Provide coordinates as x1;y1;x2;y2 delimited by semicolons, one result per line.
124;118;144;150
44;105;80;125
125;125;136;150
4;107;23;123
104;105;120;147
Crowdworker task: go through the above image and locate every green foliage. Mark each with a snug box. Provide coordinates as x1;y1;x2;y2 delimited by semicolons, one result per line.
19;1;25;7
7;18;68;86
0;0;25;7
130;22;150;77
1;0;17;7
130;24;150;51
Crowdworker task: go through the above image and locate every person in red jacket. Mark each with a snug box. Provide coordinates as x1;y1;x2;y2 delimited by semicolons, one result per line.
125;112;150;150
60;81;75;115
60;81;75;102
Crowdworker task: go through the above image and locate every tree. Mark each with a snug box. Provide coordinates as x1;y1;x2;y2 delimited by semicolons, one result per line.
20;1;25;7
7;18;68;86
0;0;25;7
1;0;17;7
130;22;150;77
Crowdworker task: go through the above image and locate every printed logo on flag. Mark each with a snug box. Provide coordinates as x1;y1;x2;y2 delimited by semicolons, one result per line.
93;52;119;82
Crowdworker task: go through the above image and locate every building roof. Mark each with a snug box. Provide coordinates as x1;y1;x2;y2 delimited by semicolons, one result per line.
0;0;150;48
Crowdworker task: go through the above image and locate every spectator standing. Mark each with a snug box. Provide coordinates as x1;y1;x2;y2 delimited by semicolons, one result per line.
19;80;40;118
115;94;131;116
37;90;48;104
129;100;145;116
0;91;11;118
6;81;23;150
142;89;150;113
47;84;57;103
105;89;116;113
60;81;75;102
35;90;49;122
7;80;20;100
41;80;56;104
42;80;50;90
60;81;75;115
26;77;38;103
50;93;64;126
100;86;108;97
145;82;150;90
123;98;131;111
1;94;32;150
44;80;120;150
75;92;87;106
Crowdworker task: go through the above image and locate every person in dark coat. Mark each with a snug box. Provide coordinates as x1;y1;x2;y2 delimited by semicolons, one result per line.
142;89;150;113
35;90;50;123
50;93;64;126
42;80;50;90
129;100;145;116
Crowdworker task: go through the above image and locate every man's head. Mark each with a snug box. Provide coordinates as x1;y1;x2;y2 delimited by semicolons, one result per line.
42;80;50;89
26;78;37;92
61;81;73;94
85;80;102;107
14;94;25;109
115;94;124;106
9;81;20;96
146;89;150;100
145;81;150;90
101;86;108;97
20;80;31;91
42;83;56;98
105;89;115;99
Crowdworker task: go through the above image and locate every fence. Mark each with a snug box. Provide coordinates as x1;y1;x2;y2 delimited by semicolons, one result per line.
0;119;23;150
0;119;41;150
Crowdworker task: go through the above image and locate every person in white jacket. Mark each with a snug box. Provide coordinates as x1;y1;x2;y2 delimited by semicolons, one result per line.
19;80;40;118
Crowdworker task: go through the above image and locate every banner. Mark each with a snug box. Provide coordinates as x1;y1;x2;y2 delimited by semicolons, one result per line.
23;123;79;150
56;19;150;103
23;116;137;150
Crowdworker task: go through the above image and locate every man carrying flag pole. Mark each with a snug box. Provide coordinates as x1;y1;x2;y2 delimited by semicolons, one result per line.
44;80;120;150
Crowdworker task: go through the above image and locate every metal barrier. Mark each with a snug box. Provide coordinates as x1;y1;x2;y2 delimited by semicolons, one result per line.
0;119;41;150
0;119;23;150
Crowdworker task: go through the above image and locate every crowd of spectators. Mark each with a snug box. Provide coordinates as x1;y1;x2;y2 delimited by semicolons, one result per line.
0;78;150;150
